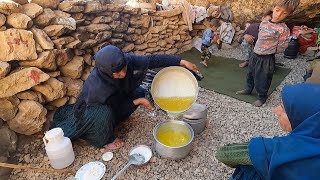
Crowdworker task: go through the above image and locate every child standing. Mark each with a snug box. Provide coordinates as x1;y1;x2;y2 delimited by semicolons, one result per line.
237;0;300;107
200;19;221;67
239;11;273;68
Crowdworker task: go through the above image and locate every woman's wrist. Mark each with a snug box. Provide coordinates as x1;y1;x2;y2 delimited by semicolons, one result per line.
180;60;187;67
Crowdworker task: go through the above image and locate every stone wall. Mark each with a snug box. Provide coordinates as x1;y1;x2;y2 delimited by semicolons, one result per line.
0;0;196;164
149;0;320;27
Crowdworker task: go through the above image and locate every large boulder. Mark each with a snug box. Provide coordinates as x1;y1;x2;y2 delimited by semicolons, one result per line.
31;28;54;50
32;78;66;102
0;156;13;180
110;21;128;33
92;16;113;24
0;61;10;79
53;10;71;18
123;43;135;52
54;48;74;66
48;96;69;108
95;31;112;43
7;100;47;135
78;24;111;34
58;0;86;13
0;29;37;61
16;90;39;101
19;51;57;71
43;25;69;37
0;96;20;121
0;67;50;98
50;17;76;31
0;1;22;15
34;8;56;26
30;0;60;9
52;36;75;48
59;76;83;97
59;56;84;79
84;1;105;13
12;0;29;5
81;66;93;81
0;14;6;27
0;126;17;153
22;3;43;19
7;13;33;29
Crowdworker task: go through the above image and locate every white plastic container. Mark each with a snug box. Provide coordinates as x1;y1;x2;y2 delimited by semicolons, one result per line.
43;128;75;169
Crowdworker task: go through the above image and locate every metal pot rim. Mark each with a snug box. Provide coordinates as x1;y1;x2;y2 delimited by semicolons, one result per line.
150;66;199;114
183;103;207;119
153;120;194;149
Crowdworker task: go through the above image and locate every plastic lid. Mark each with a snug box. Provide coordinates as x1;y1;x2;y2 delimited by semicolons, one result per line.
183;103;207;120
102;152;113;162
45;128;64;142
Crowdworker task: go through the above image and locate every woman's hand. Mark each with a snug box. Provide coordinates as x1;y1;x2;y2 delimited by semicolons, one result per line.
180;60;199;73
133;98;154;111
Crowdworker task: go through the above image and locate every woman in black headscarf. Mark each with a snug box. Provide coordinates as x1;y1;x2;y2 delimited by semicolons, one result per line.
51;45;199;150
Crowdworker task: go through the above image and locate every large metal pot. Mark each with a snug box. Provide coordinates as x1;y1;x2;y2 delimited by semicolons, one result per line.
183;103;208;134
153;120;194;160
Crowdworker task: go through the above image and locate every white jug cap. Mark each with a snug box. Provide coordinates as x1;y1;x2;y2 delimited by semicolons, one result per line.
102;152;113;162
45;128;64;142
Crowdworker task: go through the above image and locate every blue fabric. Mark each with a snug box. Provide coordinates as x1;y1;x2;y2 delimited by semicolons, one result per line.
231;166;262;180
202;29;213;46
249;83;320;180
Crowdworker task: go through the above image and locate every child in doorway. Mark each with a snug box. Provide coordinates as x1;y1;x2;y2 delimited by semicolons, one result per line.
200;18;221;67
236;0;300;107
239;10;273;68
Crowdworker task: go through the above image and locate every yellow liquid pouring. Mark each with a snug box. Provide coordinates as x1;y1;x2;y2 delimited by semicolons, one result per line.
154;96;195;112
157;130;190;147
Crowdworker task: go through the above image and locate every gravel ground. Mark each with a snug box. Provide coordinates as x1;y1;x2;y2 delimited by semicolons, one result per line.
10;47;310;180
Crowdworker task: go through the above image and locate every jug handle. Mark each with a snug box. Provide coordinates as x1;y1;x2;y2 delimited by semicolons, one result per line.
43;137;48;146
43;131;48;146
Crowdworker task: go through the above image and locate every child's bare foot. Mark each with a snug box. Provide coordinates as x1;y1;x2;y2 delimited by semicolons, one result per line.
200;61;208;67
104;138;124;150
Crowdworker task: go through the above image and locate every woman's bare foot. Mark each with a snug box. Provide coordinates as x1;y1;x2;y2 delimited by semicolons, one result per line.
104;138;124;150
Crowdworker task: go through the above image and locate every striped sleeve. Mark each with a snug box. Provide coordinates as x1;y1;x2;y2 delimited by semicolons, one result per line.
276;24;290;53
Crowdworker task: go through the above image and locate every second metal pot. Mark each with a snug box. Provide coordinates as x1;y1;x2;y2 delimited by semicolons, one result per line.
183;117;208;134
153;120;194;160
182;103;208;134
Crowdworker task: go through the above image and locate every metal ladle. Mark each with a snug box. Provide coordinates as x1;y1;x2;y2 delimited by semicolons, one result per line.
111;153;145;180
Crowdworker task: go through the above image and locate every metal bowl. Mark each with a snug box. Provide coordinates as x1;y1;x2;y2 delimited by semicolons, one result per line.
151;67;199;114
153;120;194;160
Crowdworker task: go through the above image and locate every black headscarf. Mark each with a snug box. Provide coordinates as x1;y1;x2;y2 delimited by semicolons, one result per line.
76;45;149;107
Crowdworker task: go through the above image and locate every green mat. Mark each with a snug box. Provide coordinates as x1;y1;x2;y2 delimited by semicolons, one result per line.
178;48;291;103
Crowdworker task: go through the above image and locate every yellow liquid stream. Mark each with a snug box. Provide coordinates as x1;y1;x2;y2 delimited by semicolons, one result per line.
157;130;190;147
154;96;195;112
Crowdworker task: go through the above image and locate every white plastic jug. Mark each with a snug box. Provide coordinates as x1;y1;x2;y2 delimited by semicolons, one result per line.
43;128;75;169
